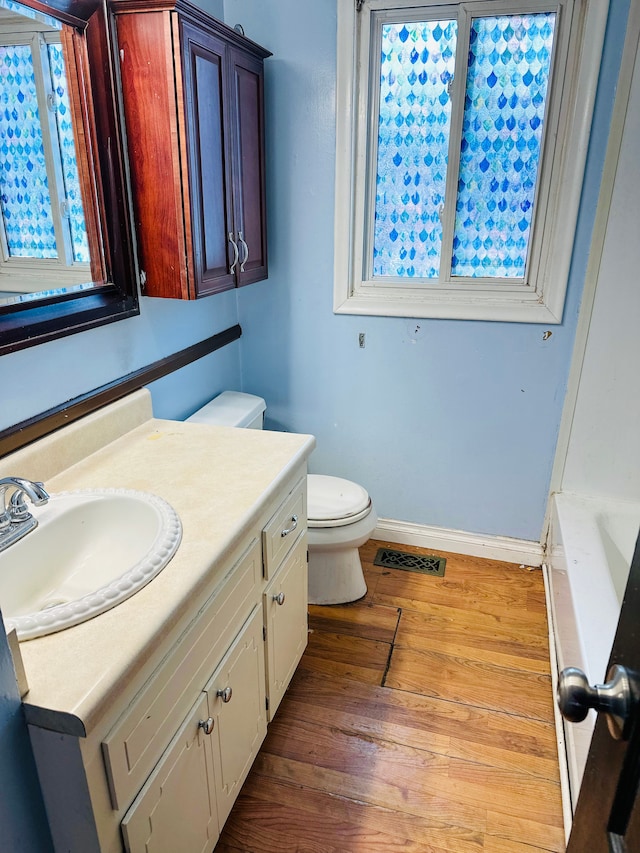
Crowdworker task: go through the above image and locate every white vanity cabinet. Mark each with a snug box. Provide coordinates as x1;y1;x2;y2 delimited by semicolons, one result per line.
27;468;309;853
203;604;266;829
264;537;308;719
121;606;266;853
120;693;219;853
261;474;309;719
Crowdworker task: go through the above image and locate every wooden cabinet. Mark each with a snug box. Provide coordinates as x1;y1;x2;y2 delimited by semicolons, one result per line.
28;471;308;853
113;0;270;299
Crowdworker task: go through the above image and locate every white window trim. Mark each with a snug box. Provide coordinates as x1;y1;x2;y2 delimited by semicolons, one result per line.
334;0;610;323
0;28;90;288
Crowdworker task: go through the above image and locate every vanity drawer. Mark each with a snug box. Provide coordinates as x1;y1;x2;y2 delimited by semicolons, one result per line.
262;477;307;579
102;537;261;811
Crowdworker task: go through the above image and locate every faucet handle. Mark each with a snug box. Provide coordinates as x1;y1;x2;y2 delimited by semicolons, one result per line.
9;482;49;521
0;477;49;526
10;491;33;521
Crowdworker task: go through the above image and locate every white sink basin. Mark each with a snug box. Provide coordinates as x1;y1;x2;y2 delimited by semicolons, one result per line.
0;489;182;640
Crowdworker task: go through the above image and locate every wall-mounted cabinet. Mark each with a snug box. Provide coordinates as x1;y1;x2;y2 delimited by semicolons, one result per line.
113;0;270;299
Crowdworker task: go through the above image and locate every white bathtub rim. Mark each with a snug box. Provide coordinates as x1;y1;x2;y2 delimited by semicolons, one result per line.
547;491;640;809
550;492;639;681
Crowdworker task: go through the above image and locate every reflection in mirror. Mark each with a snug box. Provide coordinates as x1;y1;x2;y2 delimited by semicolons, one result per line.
0;0;138;355
0;0;97;305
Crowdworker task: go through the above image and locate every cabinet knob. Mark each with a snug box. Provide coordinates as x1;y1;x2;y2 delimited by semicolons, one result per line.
273;591;286;606
281;515;298;538
198;717;214;735
216;686;233;703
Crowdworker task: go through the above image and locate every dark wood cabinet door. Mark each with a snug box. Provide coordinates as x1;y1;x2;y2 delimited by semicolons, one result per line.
116;10;190;299
180;21;235;297
229;46;268;288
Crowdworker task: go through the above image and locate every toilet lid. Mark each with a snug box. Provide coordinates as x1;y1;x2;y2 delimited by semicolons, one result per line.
307;475;371;526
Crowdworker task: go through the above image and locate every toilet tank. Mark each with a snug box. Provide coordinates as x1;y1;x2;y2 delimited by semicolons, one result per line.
185;391;266;429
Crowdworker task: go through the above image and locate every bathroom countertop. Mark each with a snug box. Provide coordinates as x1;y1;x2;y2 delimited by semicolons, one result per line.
2;393;315;736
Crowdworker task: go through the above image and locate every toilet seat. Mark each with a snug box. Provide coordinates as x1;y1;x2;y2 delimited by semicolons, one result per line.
307;474;372;528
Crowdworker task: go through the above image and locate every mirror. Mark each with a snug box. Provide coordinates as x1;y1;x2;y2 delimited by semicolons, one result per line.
0;0;138;354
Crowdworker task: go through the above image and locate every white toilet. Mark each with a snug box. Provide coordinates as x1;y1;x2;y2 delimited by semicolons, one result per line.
186;391;377;604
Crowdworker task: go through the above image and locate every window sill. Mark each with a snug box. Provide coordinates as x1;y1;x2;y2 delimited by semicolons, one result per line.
333;287;564;324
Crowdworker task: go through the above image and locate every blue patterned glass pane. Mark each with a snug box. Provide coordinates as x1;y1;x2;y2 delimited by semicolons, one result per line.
0;44;57;258
48;43;89;263
374;20;457;278
452;13;556;278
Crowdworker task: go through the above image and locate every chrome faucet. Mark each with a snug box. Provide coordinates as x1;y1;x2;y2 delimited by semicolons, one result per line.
0;477;49;552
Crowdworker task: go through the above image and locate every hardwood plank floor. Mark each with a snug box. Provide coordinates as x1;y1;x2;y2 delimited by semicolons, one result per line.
215;540;565;853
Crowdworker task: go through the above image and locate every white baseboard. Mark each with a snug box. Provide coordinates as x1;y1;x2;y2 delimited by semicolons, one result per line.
374;517;544;566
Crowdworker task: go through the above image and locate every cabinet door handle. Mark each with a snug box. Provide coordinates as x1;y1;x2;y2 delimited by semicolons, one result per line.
273;592;286;606
198;717;214;735
228;232;239;274
238;231;249;272
281;515;298;538
216;686;233;703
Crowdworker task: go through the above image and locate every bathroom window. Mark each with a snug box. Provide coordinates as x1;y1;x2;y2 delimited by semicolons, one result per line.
334;0;609;322
0;0;90;294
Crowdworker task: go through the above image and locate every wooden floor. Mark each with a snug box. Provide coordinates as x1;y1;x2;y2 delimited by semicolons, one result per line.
215;540;565;853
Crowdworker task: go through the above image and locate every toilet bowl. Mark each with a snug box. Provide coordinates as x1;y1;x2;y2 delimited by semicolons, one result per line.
185;392;377;604
306;474;377;605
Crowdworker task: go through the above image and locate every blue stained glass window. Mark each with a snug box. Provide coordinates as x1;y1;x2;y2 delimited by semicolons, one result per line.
0;43;58;258
452;13;556;277
48;42;89;263
371;11;556;282
374;20;457;278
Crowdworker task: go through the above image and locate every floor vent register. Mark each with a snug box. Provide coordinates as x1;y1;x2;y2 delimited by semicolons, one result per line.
373;548;446;577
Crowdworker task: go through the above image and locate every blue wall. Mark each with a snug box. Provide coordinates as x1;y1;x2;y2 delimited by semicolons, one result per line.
228;0;629;542
0;291;241;431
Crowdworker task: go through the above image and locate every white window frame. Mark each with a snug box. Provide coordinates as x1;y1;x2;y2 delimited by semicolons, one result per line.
0;24;90;293
334;0;610;323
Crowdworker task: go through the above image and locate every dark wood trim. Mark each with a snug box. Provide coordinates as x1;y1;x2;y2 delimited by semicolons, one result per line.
0;324;241;458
